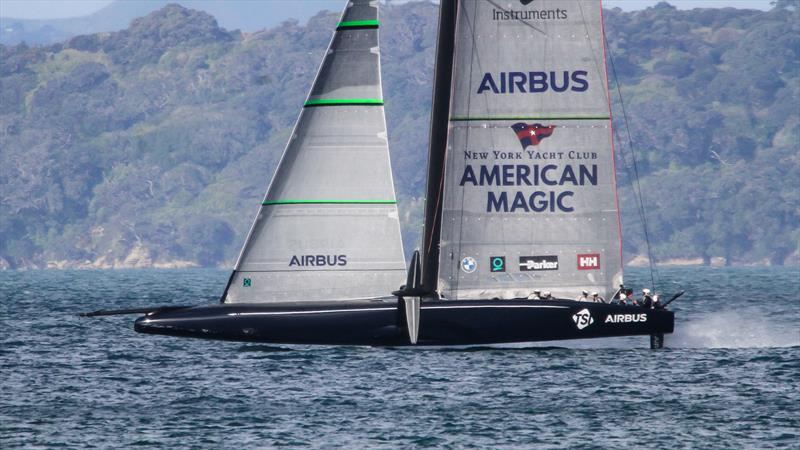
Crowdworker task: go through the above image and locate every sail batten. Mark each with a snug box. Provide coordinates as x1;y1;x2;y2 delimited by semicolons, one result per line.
304;99;384;106
224;0;405;304
337;19;380;29
262;200;397;205
431;0;622;301
450;116;611;121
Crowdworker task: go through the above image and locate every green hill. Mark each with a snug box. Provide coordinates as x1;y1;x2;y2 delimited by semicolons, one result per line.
0;0;343;46
0;2;797;269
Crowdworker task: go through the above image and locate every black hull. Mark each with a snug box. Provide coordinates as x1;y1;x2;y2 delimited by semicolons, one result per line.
134;300;673;346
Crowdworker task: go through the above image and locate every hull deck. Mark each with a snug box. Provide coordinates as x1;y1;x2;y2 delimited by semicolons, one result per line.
134;299;674;346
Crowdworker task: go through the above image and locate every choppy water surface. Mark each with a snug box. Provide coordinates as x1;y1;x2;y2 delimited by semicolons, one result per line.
1;267;798;448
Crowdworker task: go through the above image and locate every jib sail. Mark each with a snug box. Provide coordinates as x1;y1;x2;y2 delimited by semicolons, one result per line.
425;0;622;300
223;0;406;303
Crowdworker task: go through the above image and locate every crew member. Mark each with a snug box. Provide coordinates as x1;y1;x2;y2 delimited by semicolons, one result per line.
612;286;625;304
641;288;654;308
627;289;638;306
611;285;625;303
591;292;605;303
542;291;553;300
617;288;634;306
527;289;541;300
576;290;590;302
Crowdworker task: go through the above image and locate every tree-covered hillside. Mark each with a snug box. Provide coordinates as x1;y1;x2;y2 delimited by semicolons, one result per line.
0;2;797;269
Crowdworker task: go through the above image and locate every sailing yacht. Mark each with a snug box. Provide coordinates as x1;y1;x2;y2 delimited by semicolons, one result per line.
94;0;675;348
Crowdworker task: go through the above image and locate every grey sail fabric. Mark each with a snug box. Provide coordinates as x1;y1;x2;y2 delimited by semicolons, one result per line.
224;0;406;303
436;0;622;300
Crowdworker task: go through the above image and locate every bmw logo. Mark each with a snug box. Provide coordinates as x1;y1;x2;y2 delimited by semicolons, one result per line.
460;256;477;273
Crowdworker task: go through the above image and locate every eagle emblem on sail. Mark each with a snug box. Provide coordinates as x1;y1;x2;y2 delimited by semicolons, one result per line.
510;123;555;149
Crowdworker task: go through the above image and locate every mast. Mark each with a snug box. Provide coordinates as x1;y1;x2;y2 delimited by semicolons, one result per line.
421;0;458;295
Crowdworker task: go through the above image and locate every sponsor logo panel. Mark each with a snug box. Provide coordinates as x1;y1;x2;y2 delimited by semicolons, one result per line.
605;313;647;324
458;126;601;214
511;123;555;149
476;71;588;95
491;1;568;21
461;256;478;273
490;256;506;273
577;253;601;270
572;308;593;330
519;255;558;271
289;255;347;267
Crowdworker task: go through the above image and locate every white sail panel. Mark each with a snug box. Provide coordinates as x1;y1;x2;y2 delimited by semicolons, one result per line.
307;2;382;102
450;0;610;119
437;0;622;300
263;106;396;201
227;204;405;302
225;0;406;303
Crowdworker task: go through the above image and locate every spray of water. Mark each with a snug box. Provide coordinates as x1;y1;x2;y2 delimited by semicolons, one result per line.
669;308;800;349
463;307;800;350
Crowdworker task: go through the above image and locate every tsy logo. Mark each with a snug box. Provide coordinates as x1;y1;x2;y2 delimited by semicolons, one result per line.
572;308;594;330
577;253;600;270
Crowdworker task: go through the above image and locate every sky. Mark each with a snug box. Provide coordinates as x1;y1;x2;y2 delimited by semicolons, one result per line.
0;0;776;20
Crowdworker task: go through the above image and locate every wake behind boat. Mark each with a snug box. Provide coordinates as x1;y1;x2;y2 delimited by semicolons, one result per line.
86;0;678;349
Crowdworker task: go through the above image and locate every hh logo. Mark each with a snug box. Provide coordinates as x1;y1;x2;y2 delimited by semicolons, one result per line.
577;253;600;270
572;308;594;330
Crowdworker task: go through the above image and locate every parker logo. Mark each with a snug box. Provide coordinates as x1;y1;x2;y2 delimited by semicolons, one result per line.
519;255;558;271
577;253;600;270
573;308;594;330
605;313;648;324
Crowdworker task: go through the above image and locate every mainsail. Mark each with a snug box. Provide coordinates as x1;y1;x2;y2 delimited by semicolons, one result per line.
424;0;622;300
223;0;406;303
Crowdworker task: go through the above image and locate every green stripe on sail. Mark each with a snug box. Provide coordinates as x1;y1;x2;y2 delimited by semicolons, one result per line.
337;20;380;29
304;98;384;107
450;116;611;121
262;200;397;205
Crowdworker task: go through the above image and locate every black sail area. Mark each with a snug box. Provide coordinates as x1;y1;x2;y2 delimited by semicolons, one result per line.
421;0;458;295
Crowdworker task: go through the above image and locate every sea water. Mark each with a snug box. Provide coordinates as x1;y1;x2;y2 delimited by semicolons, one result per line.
1;267;797;448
